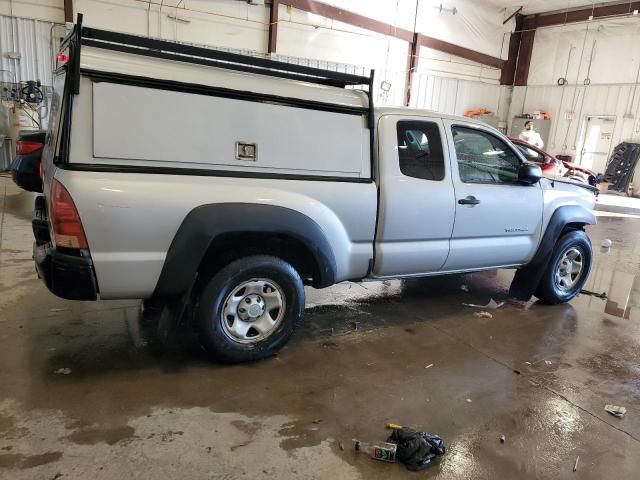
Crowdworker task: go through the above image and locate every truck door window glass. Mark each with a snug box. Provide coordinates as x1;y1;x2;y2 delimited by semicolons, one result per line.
396;121;445;181
452;126;520;184
514;143;541;163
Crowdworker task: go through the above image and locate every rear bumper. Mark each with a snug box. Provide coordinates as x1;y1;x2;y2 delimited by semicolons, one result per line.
34;242;98;300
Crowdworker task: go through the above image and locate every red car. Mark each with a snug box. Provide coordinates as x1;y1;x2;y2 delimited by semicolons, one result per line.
509;137;602;186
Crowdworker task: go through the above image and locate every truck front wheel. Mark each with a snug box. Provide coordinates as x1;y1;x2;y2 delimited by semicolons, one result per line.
535;230;593;304
196;255;305;362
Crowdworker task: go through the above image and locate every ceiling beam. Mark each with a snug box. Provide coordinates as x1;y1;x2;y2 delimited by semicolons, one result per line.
285;0;414;42
284;0;504;68
525;1;640;28
417;34;505;70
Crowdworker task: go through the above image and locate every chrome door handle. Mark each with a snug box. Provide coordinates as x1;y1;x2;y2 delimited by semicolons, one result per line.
458;196;480;205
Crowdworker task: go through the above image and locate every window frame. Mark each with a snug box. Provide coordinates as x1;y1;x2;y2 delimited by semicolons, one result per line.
450;124;524;186
395;119;447;182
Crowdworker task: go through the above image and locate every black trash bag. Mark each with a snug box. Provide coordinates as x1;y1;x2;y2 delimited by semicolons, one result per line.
387;427;445;471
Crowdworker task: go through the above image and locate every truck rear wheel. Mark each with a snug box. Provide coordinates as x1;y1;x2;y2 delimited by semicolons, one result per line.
535;230;592;304
196;255;305;362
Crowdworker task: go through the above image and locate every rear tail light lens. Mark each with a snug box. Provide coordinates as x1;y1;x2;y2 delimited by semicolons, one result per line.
16;140;43;155
50;179;88;249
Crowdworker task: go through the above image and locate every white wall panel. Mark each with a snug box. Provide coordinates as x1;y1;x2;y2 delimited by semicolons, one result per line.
0;14;62;86
0;0;63;23
529;18;640;87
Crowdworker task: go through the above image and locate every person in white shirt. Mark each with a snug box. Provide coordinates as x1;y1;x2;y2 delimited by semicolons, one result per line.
518;120;544;148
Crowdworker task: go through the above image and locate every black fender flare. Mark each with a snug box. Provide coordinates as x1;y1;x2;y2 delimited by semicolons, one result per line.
152;203;337;300
509;205;596;301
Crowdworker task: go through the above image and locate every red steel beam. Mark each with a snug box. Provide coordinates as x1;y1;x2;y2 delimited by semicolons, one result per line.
285;0;505;69
285;0;414;42
500;14;523;85
405;32;419;106
417;34;505;70
526;1;640;28
64;0;73;23
268;0;279;54
514;16;536;86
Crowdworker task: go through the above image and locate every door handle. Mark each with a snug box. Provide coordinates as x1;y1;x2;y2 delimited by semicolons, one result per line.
458;196;480;206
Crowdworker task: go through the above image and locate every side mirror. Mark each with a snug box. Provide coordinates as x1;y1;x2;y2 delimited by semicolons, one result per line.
518;162;542;185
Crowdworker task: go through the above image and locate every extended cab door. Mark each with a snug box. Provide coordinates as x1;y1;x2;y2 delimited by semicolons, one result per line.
373;115;456;277
442;120;543;271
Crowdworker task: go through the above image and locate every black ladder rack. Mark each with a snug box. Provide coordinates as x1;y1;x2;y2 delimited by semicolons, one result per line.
80;26;372;89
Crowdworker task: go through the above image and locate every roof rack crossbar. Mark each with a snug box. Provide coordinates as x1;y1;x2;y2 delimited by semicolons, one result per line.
81;27;371;88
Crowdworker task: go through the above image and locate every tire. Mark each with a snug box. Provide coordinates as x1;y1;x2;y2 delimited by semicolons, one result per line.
535;230;592;305
196;255;305;363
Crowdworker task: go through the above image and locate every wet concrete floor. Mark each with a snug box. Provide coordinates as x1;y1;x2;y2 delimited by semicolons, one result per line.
1;175;640;479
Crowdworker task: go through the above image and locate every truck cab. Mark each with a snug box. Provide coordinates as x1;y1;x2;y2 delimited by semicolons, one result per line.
374;110;545;278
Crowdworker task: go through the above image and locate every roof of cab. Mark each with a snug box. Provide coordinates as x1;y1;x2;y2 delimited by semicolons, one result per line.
375;106;493;126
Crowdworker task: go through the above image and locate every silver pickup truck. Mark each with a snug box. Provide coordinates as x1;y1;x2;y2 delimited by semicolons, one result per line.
31;21;597;362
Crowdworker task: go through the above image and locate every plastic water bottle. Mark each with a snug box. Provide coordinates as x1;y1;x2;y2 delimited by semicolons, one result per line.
353;440;397;463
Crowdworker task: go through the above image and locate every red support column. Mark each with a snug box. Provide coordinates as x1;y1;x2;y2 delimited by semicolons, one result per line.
64;0;73;23
514;16;537;87
405;32;419;106
268;0;279;54
500;15;523;86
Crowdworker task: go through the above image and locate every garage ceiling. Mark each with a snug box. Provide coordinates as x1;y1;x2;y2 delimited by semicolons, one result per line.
486;0;618;15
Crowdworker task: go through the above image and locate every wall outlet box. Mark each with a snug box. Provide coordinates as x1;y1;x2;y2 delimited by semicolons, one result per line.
5;52;21;60
623;113;634;119
564;111;574;120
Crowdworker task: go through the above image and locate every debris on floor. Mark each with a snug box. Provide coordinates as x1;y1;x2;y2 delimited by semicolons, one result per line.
473;311;493;319
387;426;446;471
573;455;580;472
463;298;504;309
354;425;446;471
354;439;397;463
544;360;552;365
465;398;473;403
500;435;506;443
54;368;72;375
460;284;469;292
424;363;433;369
580;289;608;299
601;239;613;248
605;405;627;418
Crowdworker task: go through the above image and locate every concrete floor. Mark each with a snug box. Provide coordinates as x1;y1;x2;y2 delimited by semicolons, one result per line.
1;175;640;479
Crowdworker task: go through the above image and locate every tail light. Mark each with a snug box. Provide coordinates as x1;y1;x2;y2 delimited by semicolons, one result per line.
50;179;88;249
16;140;43;155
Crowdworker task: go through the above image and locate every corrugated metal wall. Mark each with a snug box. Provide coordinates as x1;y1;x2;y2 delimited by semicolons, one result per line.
409;72;502;117
0;15;63;87
516;83;640;157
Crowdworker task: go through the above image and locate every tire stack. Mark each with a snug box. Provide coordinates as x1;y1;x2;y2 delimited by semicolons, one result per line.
603;142;640;194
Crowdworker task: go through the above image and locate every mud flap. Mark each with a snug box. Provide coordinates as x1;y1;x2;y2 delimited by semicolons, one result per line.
509;251;553;301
